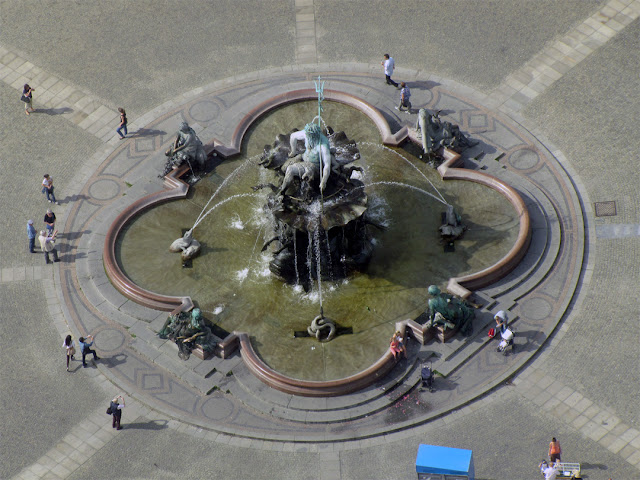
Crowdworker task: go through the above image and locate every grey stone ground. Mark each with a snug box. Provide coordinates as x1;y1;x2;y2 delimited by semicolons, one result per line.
2;1;640;479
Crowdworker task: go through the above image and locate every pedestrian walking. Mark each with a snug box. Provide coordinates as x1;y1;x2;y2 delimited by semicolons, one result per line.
42;174;59;204
21;84;35;115
44;209;56;235
78;335;99;367
38;230;60;264
381;54;399;88
108;395;125;430
116;107;128;139
27;220;37;253
549;437;562;462
63;334;76;372
395;82;411;113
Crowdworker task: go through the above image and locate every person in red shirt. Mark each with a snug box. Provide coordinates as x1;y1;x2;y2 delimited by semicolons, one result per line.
549;437;562;462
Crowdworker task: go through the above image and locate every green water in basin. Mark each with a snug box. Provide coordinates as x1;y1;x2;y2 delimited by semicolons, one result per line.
116;101;519;381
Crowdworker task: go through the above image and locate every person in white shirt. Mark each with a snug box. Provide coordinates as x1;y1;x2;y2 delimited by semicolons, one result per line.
381;54;399;88
110;395;126;430
539;459;559;480
63;334;75;372
42;174;59;204
38;230;59;264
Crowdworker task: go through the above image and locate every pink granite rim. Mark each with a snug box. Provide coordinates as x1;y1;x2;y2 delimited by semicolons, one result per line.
212;88;408;158
237;332;398;397
403;132;532;299
103;91;530;397
103;164;193;313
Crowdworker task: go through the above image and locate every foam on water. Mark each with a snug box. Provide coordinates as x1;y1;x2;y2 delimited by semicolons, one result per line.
236;268;249;282
230;215;244;230
213;304;225;315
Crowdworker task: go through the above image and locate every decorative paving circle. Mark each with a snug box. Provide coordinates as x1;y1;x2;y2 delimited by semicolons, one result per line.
519;297;553;322
508;147;541;170
201;396;234;421
61;66;585;441
88;178;121;201
94;328;126;352
189;100;220;123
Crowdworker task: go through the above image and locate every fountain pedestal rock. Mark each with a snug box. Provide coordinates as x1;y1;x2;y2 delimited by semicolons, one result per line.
256;125;377;287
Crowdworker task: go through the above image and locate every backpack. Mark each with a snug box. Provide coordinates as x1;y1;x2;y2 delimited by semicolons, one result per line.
106;401;118;415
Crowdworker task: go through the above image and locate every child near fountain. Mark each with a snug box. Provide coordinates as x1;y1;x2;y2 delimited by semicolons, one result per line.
396;331;407;358
390;331;406;360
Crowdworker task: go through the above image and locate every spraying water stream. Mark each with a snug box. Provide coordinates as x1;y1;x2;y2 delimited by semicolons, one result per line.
116;100;520;380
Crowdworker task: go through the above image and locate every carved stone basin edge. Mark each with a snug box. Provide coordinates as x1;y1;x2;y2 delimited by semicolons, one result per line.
102;89;531;397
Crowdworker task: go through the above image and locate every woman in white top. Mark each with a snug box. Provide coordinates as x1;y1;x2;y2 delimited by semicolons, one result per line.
110;395;125;430
63;334;75;372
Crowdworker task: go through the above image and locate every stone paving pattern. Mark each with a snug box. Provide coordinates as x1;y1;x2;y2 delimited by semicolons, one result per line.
2;1;640;479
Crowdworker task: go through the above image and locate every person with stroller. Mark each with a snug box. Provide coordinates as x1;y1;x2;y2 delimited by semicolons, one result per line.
492;310;515;354
494;310;508;334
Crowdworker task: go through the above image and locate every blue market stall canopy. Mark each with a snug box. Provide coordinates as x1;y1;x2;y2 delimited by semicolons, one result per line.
415;444;475;480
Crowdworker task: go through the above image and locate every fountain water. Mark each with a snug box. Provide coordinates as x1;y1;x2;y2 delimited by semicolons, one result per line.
256;123;373;291
116;100;520;381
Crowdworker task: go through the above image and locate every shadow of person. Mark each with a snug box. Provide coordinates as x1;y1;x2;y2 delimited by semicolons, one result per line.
510;329;545;354
56;194;89;205
409;80;441;91
64;229;91;241
39;107;74;115
128;128;166;138
122;420;169;430
69;363;83;373
101;353;128;368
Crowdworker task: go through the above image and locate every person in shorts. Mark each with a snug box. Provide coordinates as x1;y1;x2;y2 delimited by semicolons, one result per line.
397;82;411;113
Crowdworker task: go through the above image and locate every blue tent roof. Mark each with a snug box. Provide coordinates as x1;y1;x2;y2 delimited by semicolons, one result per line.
415;444;474;475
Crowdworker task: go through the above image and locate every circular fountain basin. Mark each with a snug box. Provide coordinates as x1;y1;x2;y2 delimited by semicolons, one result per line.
115;101;519;381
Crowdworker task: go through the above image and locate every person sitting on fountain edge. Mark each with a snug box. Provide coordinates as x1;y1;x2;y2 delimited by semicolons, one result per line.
390;333;403;360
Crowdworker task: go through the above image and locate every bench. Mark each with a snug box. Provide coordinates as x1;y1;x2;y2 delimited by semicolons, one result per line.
555;462;581;478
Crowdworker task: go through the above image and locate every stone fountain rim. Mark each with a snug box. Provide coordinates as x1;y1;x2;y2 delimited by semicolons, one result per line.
102;89;531;397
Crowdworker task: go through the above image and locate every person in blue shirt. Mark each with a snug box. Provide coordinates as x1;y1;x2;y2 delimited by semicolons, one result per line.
78;335;100;367
27;220;37;253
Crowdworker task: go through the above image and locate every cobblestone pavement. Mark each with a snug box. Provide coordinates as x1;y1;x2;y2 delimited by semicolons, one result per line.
2;1;640;479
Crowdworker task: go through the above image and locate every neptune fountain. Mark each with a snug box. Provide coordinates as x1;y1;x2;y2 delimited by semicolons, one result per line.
255;122;376;289
109;79;525;392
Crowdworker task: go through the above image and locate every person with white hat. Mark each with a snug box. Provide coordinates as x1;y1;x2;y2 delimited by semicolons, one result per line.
494;310;508;334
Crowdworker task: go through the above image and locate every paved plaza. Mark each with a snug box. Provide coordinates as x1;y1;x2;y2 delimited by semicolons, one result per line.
2;1;640;479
